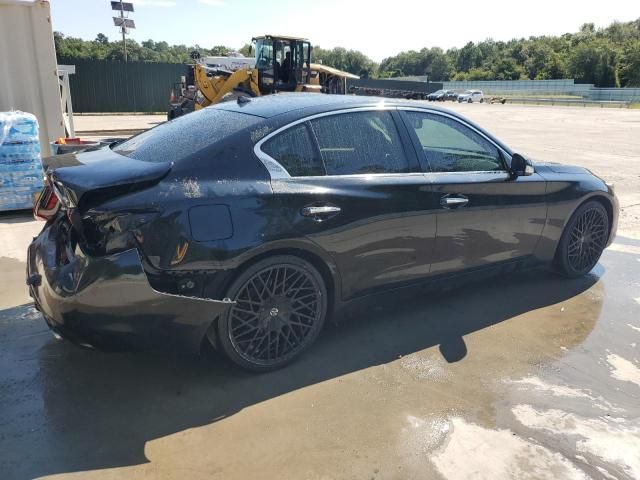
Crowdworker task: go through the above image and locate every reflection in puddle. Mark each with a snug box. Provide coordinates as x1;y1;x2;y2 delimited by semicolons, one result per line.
513;404;640;479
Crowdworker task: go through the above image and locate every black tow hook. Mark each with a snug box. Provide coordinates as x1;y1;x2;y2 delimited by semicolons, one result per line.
26;274;42;287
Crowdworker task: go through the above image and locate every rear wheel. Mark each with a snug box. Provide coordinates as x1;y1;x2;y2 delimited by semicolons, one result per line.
217;255;328;371
555;201;609;278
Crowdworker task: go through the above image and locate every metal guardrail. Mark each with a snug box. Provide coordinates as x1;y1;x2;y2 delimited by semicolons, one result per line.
347;78;442;94
507;97;632;108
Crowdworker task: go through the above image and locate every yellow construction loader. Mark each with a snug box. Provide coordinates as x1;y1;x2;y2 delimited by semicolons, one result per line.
168;35;359;119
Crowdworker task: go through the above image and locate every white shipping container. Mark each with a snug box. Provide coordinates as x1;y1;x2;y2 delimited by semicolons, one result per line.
0;0;64;157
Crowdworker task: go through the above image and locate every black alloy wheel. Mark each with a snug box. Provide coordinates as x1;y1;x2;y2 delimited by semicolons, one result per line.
217;255;328;371
555;201;609;278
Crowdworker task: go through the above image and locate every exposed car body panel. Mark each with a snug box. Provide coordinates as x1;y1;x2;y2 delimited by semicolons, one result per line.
51;156;171;207
27;215;233;352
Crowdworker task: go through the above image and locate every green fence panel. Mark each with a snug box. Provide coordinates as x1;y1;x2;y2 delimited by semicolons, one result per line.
60;59;186;113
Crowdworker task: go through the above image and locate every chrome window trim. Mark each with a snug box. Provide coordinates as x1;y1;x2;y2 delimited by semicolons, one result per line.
253;105;513;180
254;105;401;180
423;171;511;183
271;171;432;181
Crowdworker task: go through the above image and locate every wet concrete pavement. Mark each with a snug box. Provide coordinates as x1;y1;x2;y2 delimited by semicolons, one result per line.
1;105;640;479
1;237;639;479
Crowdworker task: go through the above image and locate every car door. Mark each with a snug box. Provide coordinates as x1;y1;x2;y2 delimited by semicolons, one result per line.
256;108;437;300
400;109;547;275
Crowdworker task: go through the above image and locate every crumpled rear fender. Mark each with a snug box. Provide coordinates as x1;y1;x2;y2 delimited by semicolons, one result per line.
28;226;234;352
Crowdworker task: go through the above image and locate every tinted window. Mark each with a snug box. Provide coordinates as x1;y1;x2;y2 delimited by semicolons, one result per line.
262;124;324;176
113;108;260;163
309;111;413;175
405;112;503;172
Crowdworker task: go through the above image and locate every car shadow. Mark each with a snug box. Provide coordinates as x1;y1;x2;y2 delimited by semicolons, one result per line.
3;267;601;478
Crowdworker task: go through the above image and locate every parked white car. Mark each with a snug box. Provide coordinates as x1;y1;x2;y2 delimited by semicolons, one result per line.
457;90;484;103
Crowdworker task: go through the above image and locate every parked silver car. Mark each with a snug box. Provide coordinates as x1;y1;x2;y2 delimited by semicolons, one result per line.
457;90;484;103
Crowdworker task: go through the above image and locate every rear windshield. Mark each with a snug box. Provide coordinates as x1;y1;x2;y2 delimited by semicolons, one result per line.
112;108;261;163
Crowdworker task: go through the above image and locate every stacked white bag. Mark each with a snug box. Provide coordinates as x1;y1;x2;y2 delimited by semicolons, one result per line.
0;111;45;211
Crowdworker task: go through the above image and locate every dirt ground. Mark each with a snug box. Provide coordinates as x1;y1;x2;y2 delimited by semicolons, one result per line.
1;103;639;480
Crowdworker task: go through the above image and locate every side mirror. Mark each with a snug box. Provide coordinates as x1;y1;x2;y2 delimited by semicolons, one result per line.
510;153;534;177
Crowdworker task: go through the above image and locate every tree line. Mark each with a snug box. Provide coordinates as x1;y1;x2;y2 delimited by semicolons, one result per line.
54;18;640;87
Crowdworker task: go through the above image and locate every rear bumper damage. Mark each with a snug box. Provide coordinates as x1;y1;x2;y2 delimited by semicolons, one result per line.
27;220;233;353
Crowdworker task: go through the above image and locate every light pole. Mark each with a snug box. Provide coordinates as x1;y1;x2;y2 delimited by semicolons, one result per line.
110;1;135;61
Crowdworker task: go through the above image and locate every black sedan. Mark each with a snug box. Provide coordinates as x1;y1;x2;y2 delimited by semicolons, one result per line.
427;89;456;101
28;94;618;371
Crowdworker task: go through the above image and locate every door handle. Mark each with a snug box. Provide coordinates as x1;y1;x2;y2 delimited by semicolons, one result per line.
440;195;469;209
301;205;341;222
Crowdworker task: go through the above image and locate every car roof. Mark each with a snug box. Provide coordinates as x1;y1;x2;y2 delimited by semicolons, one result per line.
215;92;455;118
212;93;512;155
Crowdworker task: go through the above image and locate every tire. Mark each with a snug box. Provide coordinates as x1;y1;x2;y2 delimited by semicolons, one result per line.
480;98;484;103
217;255;328;371
554;200;609;278
467;98;473;103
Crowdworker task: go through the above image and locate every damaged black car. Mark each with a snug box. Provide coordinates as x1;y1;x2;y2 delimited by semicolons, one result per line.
27;93;618;371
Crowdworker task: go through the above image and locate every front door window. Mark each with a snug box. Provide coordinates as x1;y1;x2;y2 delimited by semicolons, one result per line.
404;112;504;172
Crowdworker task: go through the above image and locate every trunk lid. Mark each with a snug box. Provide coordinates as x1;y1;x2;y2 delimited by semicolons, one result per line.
46;147;171;210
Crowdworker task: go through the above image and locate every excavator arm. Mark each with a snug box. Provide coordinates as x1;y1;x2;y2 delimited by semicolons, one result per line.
193;63;261;109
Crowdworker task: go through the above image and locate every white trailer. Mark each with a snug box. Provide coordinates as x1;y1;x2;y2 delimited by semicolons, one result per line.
0;0;64;157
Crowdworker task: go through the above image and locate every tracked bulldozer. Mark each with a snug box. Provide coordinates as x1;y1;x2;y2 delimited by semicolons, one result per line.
168;35;359;119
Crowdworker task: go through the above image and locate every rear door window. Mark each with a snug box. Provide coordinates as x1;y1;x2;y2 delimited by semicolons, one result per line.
261;124;324;176
309;111;415;175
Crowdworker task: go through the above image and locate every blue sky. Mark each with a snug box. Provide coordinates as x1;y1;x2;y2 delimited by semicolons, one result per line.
50;0;640;61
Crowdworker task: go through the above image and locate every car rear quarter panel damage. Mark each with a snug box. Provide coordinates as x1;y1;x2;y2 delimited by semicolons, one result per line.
28;219;233;353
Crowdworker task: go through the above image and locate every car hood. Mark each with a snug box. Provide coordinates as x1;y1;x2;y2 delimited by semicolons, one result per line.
45;147;172;209
533;160;591;175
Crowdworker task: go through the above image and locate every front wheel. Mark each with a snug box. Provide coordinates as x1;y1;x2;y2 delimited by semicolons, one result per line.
554;201;609;278
217;255;328;371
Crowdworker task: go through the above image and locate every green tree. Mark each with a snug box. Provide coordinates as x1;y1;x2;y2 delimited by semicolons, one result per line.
95;33;109;45
238;43;252;57
466;67;492;80
522;42;553;79
313;46;376;77
491;57;525;80
568;39;618;86
52;16;640;88
455;42;483;72
618;40;640;86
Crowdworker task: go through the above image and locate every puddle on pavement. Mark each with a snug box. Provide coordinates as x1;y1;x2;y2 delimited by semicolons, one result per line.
4;248;640;480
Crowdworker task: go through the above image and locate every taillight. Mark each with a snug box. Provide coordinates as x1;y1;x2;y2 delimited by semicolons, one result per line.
33;186;60;221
